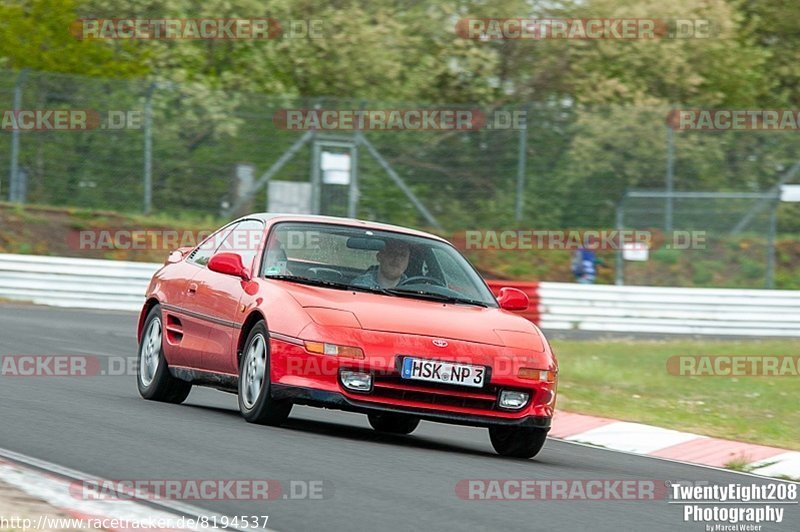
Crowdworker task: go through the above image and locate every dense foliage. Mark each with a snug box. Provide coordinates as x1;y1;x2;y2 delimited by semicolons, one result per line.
1;0;799;234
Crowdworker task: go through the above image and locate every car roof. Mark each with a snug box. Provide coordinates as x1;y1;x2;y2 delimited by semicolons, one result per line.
239;213;449;243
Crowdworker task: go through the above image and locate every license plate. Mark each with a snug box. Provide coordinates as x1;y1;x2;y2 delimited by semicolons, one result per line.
401;357;486;388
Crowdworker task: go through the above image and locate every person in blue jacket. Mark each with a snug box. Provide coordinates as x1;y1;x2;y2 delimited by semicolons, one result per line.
571;247;601;284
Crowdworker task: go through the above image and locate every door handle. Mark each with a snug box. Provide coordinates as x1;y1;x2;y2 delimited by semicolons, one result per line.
187;283;198;295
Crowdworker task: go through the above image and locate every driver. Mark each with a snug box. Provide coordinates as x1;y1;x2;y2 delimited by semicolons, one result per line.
351;238;411;289
263;238;291;276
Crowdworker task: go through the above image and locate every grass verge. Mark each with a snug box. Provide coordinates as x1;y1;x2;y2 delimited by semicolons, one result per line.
552;338;800;450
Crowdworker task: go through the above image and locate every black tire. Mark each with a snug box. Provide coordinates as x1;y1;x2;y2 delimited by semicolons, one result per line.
368;413;420;435
237;322;292;426
137;304;192;404
489;426;548;458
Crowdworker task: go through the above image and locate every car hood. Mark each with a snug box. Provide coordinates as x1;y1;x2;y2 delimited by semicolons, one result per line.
280;282;542;349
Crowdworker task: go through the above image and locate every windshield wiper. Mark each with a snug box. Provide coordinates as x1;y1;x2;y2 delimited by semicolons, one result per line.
267;276;489;307
266;274;355;291
267;275;398;296
382;287;489;307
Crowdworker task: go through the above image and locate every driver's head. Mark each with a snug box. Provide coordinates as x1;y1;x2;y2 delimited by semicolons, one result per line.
376;239;411;281
264;238;288;274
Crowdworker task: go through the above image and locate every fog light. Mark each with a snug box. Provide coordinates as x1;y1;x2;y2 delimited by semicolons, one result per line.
340;370;372;392
498;390;529;410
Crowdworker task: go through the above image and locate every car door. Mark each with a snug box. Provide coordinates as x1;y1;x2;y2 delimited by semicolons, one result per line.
161;222;237;369
183;219;266;375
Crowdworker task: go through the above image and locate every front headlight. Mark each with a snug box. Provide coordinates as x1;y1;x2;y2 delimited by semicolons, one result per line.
517;368;557;383
304;341;365;359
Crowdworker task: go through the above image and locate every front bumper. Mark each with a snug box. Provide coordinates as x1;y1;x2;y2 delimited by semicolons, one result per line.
270;329;557;425
271;383;552;429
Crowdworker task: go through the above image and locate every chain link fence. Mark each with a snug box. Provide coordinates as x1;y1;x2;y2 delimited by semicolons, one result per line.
617;191;781;288
1;68;799;287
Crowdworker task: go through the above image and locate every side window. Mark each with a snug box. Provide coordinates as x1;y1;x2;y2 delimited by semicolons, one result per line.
213;219;265;273
187;223;236;267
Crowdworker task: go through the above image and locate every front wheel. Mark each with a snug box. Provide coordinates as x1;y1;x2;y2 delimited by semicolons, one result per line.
238;322;292;426
368;413;420;435
137;305;192;404
489;426;548;458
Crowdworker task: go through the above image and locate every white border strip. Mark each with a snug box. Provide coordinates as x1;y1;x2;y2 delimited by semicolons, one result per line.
550;438;799;483
0;447;276;532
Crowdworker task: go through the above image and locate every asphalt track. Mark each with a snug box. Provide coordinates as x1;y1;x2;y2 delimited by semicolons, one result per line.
0;305;797;532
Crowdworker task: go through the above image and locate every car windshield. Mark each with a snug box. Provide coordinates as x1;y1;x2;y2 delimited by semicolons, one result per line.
262;222;498;307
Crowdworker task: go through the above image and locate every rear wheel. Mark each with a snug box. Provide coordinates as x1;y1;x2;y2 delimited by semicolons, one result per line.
137;305;192;404
238;322;292;426
368;413;420;435
489;426;548;458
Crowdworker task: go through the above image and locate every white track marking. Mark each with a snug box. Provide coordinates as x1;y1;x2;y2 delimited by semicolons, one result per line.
0;447;276;532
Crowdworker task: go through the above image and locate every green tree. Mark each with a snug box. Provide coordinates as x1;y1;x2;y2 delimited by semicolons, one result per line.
0;0;147;76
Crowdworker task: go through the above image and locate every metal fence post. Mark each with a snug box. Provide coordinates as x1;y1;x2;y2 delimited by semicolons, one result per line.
143;83;155;215
765;200;778;289
615;202;624;285
665;122;674;232
9;69;29;203
514;104;528;223
348;141;359;218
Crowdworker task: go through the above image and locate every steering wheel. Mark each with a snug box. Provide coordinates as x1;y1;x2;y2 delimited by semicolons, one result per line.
309;267;344;281
398;275;446;287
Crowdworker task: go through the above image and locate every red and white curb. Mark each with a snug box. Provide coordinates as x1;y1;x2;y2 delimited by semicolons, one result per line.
551;411;800;480
0;448;273;532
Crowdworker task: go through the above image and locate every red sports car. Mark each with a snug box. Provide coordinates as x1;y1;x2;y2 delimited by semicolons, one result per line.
137;214;558;458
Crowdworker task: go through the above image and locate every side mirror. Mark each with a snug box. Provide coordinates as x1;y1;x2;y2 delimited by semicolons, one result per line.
497;287;529;311
208;252;251;281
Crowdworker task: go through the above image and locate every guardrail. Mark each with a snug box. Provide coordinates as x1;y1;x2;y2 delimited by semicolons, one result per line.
537;282;800;336
0;253;159;312
1;254;799;336
489;279;800;337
